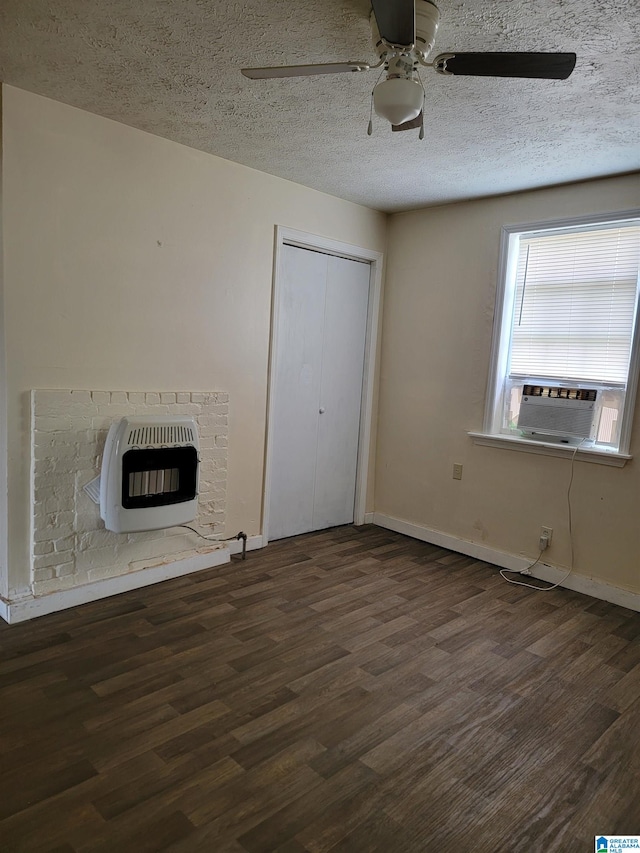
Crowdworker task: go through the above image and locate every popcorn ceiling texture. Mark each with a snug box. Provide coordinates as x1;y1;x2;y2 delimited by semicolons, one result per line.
1;0;638;212
31;390;228;597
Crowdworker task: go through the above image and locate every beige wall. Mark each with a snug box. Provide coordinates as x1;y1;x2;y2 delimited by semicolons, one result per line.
377;174;640;594
1;85;387;597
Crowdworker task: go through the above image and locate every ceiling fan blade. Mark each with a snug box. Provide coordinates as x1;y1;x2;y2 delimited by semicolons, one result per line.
433;52;577;80
241;62;370;79
392;111;423;131
371;0;415;46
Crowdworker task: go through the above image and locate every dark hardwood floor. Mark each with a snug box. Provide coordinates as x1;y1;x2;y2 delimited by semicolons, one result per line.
0;525;639;852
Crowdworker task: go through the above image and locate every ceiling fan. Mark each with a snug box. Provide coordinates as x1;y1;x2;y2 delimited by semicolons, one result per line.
241;0;576;136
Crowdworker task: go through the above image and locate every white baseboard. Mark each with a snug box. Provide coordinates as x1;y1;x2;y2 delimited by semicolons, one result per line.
373;512;640;613
1;534;266;624
363;512;375;524
4;546;231;623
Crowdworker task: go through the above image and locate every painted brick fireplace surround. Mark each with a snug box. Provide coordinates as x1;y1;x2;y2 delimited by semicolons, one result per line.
31;389;228;598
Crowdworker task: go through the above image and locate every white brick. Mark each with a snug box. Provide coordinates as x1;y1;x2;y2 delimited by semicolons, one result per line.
77;530;118;551
33;551;69;570
54;535;76;552
34;475;69;492
110;392;128;405
33;567;55;582
34;419;69;433
215;435;228;448
36;417;94;432
127;392;146;405
56;564;76;578
160;392;176;404
86;565;122;582
126;530;164;543
35;442;78;460
190;393;205;402
69;391;92;404
36;458;54;475
145;392;161;405
197;424;218;438
176;393;190;403
75;545;121;572
33;576;75;595
92;391;110;405
75;512;100;533
171;404;201;415
43;497;73;514
33;541;54;556
53;456;88;474
91;416;115;430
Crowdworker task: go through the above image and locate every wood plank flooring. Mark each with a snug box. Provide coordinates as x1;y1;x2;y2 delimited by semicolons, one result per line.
0;524;639;852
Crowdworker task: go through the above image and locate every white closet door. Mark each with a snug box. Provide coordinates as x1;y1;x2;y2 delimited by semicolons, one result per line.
268;245;369;541
312;255;369;530
268;245;327;541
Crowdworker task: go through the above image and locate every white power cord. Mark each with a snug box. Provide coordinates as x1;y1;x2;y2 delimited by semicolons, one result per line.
500;440;583;591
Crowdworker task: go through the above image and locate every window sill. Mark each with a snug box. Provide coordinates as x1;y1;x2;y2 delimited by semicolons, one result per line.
468;432;631;467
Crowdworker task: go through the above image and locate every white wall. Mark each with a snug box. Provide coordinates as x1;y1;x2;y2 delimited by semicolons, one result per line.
377;174;640;595
1;85;387;599
0;86;7;601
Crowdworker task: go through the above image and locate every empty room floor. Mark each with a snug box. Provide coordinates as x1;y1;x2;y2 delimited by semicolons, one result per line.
0;525;638;852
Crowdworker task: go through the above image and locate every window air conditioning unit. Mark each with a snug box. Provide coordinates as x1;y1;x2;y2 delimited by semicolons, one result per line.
517;384;597;442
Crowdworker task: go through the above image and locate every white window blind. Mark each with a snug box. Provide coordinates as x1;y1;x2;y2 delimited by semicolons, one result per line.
509;224;640;384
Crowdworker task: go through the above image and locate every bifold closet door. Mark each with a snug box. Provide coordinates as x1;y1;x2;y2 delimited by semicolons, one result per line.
268;245;369;541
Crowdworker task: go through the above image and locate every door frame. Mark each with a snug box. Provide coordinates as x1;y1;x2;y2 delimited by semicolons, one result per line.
262;226;383;544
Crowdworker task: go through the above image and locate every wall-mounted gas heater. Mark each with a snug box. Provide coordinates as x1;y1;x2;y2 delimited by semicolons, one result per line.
517;384;598;442
100;416;199;533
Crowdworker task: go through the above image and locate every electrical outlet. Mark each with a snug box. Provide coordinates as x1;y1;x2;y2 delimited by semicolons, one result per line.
452;463;463;480
539;526;553;550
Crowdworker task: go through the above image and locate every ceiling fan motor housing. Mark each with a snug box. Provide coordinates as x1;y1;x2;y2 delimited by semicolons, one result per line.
370;0;440;58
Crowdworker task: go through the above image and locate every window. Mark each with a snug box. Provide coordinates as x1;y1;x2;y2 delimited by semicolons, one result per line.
482;211;640;459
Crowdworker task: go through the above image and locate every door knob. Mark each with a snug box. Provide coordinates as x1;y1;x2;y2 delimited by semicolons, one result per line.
319;407;325;414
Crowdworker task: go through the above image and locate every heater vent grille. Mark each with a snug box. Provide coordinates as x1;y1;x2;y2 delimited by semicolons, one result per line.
127;424;195;447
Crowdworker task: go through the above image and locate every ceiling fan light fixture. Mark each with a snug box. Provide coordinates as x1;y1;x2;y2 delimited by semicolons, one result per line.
373;77;424;126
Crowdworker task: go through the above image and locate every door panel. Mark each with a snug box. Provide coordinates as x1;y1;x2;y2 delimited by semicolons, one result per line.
268;244;370;541
312;255;370;529
268;246;327;541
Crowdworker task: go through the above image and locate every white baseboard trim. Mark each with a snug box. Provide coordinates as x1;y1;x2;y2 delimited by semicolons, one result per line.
1;534;266;624
363;513;375;524
373;512;640;613
3;546;230;624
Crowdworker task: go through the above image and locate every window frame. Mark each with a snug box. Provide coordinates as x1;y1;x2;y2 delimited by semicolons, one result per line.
478;209;640;464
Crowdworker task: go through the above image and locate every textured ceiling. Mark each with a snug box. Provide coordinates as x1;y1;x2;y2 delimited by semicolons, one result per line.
1;0;639;212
